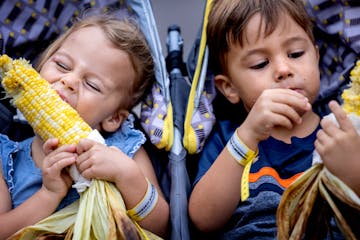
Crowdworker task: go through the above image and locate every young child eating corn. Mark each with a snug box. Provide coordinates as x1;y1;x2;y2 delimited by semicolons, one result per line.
0;12;169;239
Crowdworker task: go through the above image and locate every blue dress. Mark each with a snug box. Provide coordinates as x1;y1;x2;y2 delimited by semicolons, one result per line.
1;114;145;210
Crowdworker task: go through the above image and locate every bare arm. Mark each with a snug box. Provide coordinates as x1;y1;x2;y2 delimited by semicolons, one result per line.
0;181;64;239
0;139;76;239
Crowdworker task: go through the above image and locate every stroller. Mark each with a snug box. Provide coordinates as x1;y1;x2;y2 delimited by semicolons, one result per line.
2;0;359;239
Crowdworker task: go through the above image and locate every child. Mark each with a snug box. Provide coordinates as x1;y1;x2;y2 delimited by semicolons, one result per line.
0;12;169;239
188;0;342;238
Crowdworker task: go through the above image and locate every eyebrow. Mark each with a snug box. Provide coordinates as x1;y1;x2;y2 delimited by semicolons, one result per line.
241;36;309;59
282;36;308;46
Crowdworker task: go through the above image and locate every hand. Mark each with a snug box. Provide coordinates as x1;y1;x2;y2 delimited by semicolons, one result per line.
239;88;311;148
315;101;360;195
41;138;77;199
76;139;137;183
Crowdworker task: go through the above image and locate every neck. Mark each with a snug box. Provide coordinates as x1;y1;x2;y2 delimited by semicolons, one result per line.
271;110;319;143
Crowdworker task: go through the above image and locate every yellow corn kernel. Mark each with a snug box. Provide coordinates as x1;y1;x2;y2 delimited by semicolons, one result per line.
0;54;92;145
342;60;360;115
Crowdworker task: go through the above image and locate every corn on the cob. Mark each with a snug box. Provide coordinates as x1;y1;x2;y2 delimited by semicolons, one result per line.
0;54;92;145
342;60;360;115
0;54;161;240
277;60;360;240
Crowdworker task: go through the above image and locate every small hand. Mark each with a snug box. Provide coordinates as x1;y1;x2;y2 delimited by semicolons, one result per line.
315;101;360;195
239;88;311;148
76;139;136;183
41;138;77;199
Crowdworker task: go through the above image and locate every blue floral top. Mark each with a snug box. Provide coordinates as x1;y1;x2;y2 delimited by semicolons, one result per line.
0;114;145;210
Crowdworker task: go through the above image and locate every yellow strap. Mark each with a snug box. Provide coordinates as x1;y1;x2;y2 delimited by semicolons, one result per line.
240;152;257;202
183;0;214;154
156;102;174;151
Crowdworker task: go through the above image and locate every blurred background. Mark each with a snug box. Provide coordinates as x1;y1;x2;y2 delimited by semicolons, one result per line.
151;0;204;59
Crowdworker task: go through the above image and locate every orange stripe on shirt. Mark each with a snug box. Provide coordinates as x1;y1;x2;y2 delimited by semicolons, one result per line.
249;167;303;188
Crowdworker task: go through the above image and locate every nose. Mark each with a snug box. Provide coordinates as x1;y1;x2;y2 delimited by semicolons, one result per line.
274;58;294;81
61;73;79;92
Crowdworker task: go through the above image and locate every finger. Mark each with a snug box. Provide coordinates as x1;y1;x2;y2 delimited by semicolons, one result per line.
61;169;75;187
76;155;93;173
328;100;354;132
272;102;304;125
43;138;59;155
44;151;77;168
314;139;324;154
315;130;330;156
77;138;96;154
44;155;76;176
320;116;341;137
268;88;309;100
316;129;327;145
270;90;311;118
272;112;295;129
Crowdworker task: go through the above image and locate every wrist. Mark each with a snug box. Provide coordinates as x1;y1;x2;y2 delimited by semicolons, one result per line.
236;126;259;152
40;185;66;203
226;130;259;202
127;178;159;221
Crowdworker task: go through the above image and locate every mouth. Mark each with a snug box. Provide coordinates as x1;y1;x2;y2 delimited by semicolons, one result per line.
55;90;69;104
290;88;304;95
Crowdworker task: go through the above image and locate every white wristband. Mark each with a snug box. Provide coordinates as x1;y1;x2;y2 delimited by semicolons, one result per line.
127;179;159;221
226;130;258;201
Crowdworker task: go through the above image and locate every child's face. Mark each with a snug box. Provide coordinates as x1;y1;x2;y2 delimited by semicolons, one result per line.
221;13;320;112
40;26;134;130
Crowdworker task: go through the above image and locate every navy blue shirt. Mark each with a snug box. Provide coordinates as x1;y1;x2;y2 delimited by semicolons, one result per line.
194;119;343;239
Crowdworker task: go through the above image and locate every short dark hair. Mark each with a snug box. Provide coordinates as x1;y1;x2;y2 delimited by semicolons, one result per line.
207;0;314;75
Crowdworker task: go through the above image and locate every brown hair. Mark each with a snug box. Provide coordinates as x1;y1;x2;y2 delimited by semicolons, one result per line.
36;11;155;110
207;0;315;75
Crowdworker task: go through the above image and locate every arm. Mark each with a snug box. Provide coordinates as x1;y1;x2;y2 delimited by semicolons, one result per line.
75;140;169;237
0;138;76;239
189;88;311;232
315;101;360;196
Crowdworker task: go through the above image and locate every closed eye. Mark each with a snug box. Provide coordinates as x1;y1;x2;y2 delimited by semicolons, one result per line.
85;80;101;92
56;61;69;71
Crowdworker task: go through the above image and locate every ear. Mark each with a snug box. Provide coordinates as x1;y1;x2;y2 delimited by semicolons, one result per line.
101;109;129;133
214;74;241;104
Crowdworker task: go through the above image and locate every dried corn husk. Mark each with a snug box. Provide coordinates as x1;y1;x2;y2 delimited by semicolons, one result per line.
277;60;360;240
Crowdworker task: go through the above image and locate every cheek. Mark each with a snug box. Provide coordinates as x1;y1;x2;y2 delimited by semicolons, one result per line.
76;108;100;129
39;67;56;84
309;70;320;97
241;92;260;112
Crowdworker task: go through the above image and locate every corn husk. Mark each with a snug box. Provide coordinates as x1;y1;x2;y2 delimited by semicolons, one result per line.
9;181;162;239
277;60;360;240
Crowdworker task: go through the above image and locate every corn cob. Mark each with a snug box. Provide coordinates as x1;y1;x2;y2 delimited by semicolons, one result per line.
0;54;92;145
0;54;161;240
277;60;360;240
342;60;360;115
